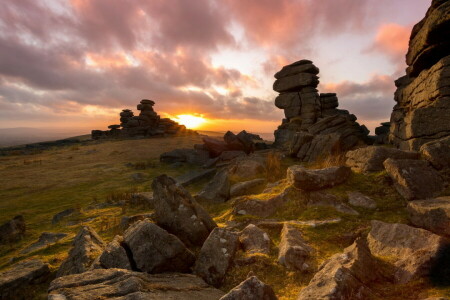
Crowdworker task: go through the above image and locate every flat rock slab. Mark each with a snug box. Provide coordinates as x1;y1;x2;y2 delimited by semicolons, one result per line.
407;197;450;237
384;158;444;200
230;178;266;198
347;191;377;209
48;269;225;300
287;165;351;191
21;232;68;254
196;169;231;203
0;259;50;299
220;276;277;300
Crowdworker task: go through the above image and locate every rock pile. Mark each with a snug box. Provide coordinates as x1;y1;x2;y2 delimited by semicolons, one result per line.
92;99;196;139
389;0;450;150
273;60;370;162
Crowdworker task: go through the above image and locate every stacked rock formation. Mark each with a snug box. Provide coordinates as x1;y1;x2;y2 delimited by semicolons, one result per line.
273;60;370;162
389;0;450;150
374;122;391;145
92;99;195;139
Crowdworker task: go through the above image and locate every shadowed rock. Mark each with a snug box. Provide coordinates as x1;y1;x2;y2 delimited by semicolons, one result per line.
92;235;132;270
0;215;26;245
196;169;231;203
407;197;450;237
220;276;278;300
278;224;313;271
230;179;266;198
239;224;271;254
287;165;351;191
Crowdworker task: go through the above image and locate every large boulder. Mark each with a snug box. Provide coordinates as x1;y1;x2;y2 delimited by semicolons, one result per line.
230;179;266;198
48;269;225;300
367;220;449;283
203;136;229;157
0;215;26;244
345;146;420;173
287;165;351;191
123;220;195;273
239;224;271;254
92;235;132;270
278;224;313;271
56;226;105;277
152;175;217;247
383;158;444;200
220;276;278;300
194;228;239;287
196;169;231;203
0;259;50;300
229;159;267;181
420;136;450;177
407;197;450;237
297;238;384;300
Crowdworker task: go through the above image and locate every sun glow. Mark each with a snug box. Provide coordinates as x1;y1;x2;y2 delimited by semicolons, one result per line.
174;114;206;129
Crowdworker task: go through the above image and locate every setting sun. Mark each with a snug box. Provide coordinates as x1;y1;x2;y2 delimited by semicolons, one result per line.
174;114;206;129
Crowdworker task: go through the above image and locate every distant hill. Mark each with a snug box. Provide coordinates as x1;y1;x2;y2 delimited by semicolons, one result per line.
0;127;88;148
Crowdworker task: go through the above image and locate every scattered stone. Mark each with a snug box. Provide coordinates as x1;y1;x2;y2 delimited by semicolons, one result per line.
239;224;271;254
56;226;105;277
287;165;351;191
308;191;359;215
407;197;450;237
119;213;154;232
0;259;50;300
52;209;76;224
194;227;239;287
229;159;267;181
345;146;420;173
0;215;26;244
278;224;313;271
48;269;225;300
347;191;377;209
298;238;384;300
220;276;278;300
21;232;67;254
367;220;449;283
160;148;210;166
196;169;231;203
176;169;217;186
230;179;266;198
152;175;217;247
123;220;195;273
232;190;288;218
384;158;445;200
93;235;132;270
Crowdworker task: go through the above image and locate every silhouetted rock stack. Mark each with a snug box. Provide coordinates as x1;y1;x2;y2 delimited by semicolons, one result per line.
389;0;450;150
91;99;196;140
273;60;370;162
374;122;390;145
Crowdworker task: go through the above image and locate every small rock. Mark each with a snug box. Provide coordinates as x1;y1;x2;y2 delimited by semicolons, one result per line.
239;224;271;254
52;209;76;225
287;165;351;191
230;178;266;198
196;169;231;203
232;191;288;218
0;215;26;244
278;224;313;271
220;276;278;300
347;191;377;209
21;232;67;254
93;235;132;270
407;197;450;237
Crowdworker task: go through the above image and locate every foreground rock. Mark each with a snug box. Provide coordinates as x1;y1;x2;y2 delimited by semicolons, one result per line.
124;220;195;273
239;224;271;254
347;192;377;209
92;235;132;270
220;276;278;300
0;215;26;244
152;175;217;247
229;158;267;181
420;136;450;178
194;228;239;287
232;190;288;218
287;165;351;191
196;169;231;203
278;224;313;271
56;226;104;277
0;259;50;300
308;191;359;215
407;197;450;237
384;158;444;200
367;220;449;283
345;146;419;173
48;269;225;300
230;179;266;198
298;239;384;300
21;232;67;254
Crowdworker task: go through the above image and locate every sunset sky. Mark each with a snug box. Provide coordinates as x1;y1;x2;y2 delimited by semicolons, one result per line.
0;0;431;134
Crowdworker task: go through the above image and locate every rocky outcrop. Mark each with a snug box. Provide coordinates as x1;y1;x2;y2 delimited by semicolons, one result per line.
389;0;450;150
278;224;312;271
383;158;444;200
297;238;384;300
194;228;239;287
56;226;105;277
345;146;419;173
239;224;271;254
0;215;26;244
152;175;217;247
374;122;391;145
367;220;449;283
287;165;351;191
48;269;225;300
407;197;450;237
220;276;278;300
123;220;195;273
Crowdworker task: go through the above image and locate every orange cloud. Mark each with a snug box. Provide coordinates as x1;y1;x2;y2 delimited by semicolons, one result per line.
368;23;410;60
85;52;134;69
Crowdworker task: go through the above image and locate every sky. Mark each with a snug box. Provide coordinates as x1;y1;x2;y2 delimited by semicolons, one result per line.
0;0;431;135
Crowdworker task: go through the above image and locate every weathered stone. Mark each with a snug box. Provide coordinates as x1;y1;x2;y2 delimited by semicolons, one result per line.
420;136;450;173
0;215;26;244
275;92;301;109
120;213;154;231
345;146;420;173
275;62;319;79
203;136;229;157
347;192;377;209
196;169;231;203
48;269;225;300
407;197;450;237
56;226;104;277
124;220;195;273
367;220;449;283
52;209;76;224
298;238;384;300
232;190;288;218
176;169;217;187
0;259;50;300
21;232;67;254
230;179;266;198
278;224;312;271
308;192;359;215
287;165;351;191
273;73;319;93
152;175;217;247
194;228;239;287
160;148;210;165
384;158;444;200
239;224;271;254
229;159;267;181
220;276;277;300
94;235;132;270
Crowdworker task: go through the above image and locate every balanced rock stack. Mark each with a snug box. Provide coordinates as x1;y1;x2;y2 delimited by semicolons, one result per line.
92;99;196;140
273;60;370;162
389;0;450;150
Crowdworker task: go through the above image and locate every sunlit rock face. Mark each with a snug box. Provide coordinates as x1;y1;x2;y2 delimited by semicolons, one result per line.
390;0;450;151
